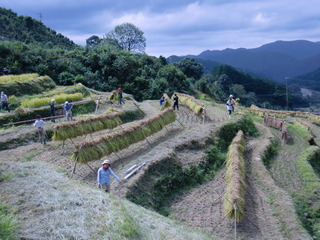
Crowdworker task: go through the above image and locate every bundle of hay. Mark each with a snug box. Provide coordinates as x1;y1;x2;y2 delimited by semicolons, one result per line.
71;108;176;163
172;92;204;114
52;112;123;141
224;130;246;222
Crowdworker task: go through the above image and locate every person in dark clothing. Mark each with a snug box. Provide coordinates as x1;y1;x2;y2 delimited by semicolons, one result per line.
3;67;9;75
173;93;179;110
118;88;125;105
50;99;55;122
160;96;165;106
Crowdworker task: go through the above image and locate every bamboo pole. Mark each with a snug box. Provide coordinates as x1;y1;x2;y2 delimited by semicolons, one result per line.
3;115;65;126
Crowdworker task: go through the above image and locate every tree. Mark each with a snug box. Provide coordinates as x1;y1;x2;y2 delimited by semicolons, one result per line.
105;23;146;53
86;35;102;48
174;58;203;80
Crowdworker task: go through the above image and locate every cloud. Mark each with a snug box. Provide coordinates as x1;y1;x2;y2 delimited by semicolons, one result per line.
1;0;320;57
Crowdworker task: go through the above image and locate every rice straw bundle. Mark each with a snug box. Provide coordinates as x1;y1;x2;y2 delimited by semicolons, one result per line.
71;108;176;163
224;130;246;222
172;92;204;114
52;112;123;141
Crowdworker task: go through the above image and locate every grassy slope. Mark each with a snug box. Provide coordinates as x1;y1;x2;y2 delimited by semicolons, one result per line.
0;160;212;240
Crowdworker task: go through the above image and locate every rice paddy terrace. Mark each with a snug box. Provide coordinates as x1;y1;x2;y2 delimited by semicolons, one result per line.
0;74;319;240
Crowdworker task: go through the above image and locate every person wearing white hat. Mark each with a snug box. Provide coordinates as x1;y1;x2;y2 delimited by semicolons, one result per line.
63;101;73;121
226;95;235;117
97;159;121;193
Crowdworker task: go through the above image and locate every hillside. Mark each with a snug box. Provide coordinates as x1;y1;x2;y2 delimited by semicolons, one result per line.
1;81;320;239
0;7;76;49
168;40;320;84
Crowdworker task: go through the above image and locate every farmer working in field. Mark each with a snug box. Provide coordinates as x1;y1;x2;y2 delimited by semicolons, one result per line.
64;101;73;121
97;160;122;193
117;88;125;105
173;93;179;110
0;91;10;112
34;115;46;144
226;94;235;117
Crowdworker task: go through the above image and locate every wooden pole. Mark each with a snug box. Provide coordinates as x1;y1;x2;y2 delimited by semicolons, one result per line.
86;162;96;174
3;115;65;127
176;118;185;128
145;138;152;148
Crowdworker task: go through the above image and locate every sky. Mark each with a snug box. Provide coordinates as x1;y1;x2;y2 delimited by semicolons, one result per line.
1;0;320;57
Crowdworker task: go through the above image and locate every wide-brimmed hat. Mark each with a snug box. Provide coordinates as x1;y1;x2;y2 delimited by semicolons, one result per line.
101;159;110;165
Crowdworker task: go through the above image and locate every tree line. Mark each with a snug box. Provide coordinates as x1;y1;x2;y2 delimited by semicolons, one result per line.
0;7;307;108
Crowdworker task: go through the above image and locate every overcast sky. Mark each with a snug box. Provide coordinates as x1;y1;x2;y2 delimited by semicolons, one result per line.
1;0;320;57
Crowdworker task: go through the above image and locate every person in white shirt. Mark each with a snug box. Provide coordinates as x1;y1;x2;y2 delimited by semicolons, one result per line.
34;115;46;144
226;95;235;117
0;91;10;112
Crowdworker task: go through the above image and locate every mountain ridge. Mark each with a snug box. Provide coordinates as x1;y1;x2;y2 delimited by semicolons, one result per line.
168;40;320;83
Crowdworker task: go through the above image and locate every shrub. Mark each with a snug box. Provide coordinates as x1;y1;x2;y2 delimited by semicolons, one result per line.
0;201;17;240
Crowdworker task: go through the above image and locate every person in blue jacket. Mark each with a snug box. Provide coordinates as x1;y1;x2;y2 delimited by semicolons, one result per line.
97;159;121;193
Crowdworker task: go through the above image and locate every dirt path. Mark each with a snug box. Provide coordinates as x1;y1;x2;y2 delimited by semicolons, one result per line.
169;122;311;240
270;126;309;192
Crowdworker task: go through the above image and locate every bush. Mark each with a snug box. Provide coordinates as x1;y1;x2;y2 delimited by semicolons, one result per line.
0;201;17;240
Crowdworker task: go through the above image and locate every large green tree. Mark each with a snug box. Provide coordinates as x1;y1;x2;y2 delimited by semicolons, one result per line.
174;58;203;80
105;23;146;53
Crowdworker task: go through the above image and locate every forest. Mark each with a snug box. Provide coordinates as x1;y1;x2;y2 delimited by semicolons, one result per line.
0;7;307;108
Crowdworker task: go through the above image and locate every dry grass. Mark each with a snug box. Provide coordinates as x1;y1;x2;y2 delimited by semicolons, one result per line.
0;160;212;240
239;105;320;125
224;130;246;222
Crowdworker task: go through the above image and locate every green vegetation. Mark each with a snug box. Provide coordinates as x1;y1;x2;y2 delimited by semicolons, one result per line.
0;201;17;240
112;201;141;239
261;139;281;169
293;146;320;239
194;64;307;108
127;116;259;215
0;7;75;49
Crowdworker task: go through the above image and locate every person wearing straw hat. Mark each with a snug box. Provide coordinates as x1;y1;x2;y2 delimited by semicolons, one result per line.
97;159;121;193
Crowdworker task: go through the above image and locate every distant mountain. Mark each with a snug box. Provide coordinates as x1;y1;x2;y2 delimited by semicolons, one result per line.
168;40;320;84
0;7;77;49
290;67;320;91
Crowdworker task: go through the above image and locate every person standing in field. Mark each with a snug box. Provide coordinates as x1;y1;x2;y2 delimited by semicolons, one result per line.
34;115;46;144
173;93;179;110
160;96;165;107
64;101;73;121
117;88;125;105
226;95;235;117
0;91;10;112
97;160;121;193
50;99;55;122
2;67;9;75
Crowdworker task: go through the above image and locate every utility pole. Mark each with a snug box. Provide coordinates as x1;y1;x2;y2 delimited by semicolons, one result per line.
285;77;289;110
39;13;43;23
